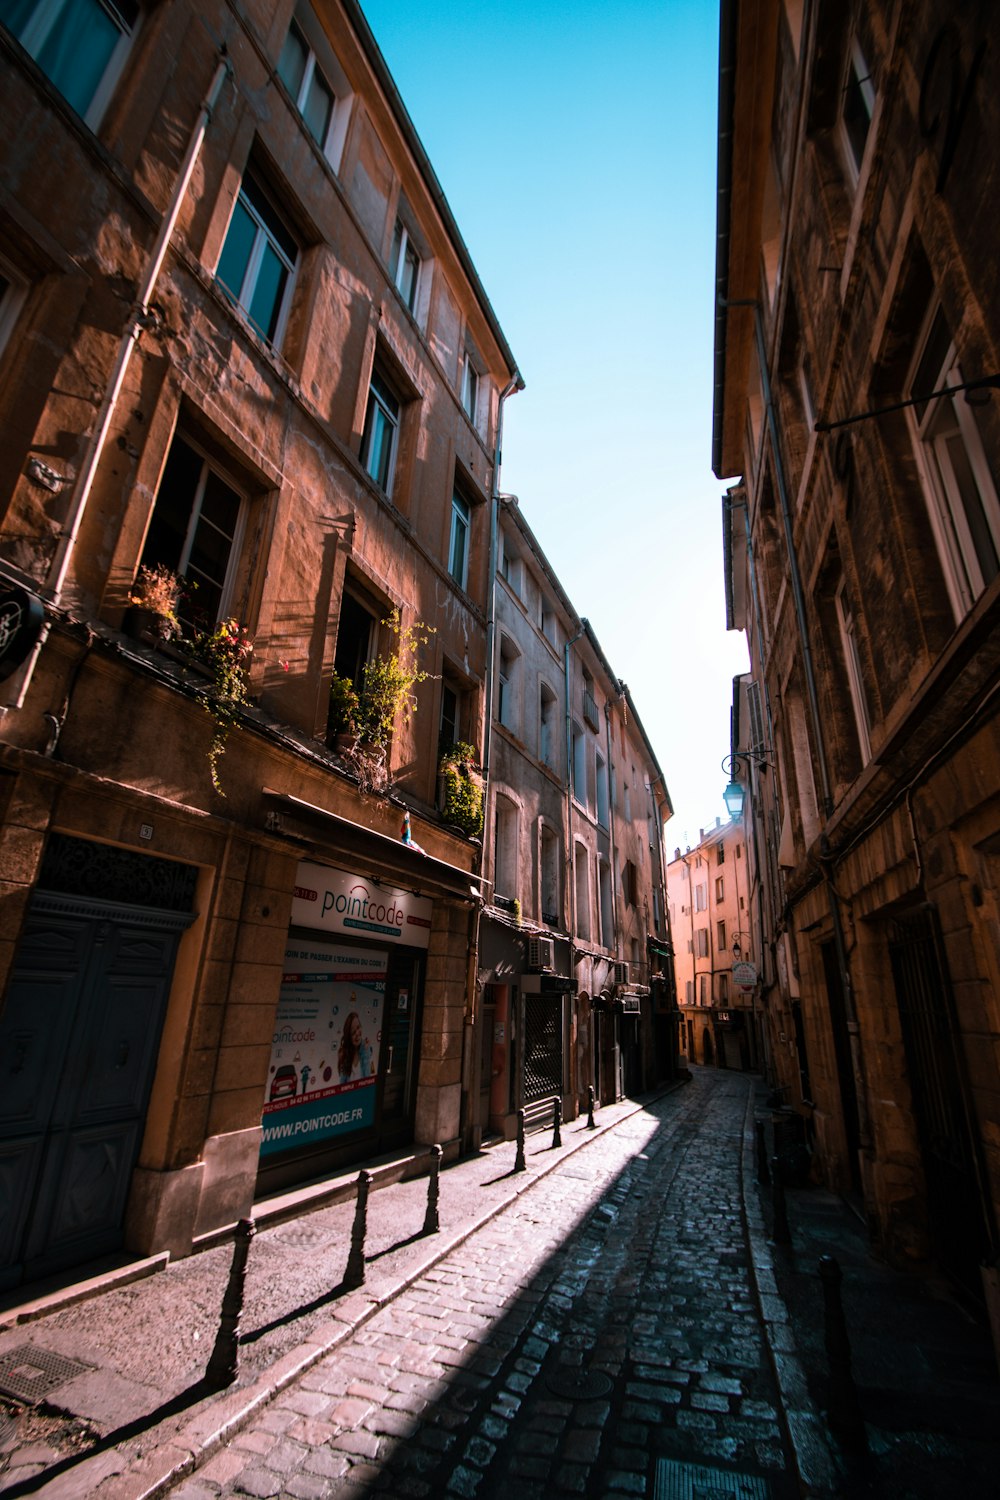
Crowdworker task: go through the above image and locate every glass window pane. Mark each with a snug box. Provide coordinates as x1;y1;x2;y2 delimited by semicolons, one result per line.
303;70;333;147
400;244;419;311
278;20;308;101
216;199;257;304
141;436;203;577
247;241;287;342
944;427;1000;584
35;0;120;118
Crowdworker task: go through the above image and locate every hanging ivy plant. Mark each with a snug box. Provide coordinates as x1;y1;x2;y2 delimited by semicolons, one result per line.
438;741;484;838
188;617;253;795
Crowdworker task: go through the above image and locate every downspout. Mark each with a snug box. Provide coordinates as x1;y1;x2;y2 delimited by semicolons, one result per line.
563;623;586;937
8;51;233;709
603;695;621;964
462;368;522;1151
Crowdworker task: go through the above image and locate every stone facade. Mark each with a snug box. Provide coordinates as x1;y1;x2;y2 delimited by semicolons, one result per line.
715;0;1000;1329
667;816;762;1071
477;499;678;1139
0;0;518;1286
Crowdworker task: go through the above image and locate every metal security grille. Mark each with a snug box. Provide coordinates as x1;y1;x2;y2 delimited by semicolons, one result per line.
654;1457;772;1498
523;993;562;1102
888;906;993;1306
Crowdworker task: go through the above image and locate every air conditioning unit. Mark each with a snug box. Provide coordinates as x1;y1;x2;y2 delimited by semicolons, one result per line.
528;936;555;971
614;960;630;986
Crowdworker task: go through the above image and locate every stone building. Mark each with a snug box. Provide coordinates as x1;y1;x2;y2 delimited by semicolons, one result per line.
666;813;761;1071
0;0;520;1288
475;496;677;1141
715;0;1000;1331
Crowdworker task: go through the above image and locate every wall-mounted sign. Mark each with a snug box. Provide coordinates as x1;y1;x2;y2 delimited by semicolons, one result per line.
732;960;758;988
0;586;44;682
290;859;433;950
260;938;387;1157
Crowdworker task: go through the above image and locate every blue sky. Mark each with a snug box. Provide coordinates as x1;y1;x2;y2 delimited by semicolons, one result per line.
360;0;748;846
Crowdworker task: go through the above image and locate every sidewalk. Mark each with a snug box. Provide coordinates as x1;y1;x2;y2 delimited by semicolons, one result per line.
0;1091;667;1499
744;1090;1000;1499
0;1075;996;1499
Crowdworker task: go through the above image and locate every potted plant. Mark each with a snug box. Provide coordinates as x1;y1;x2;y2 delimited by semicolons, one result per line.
187;616;253;794
344;610;434;794
438;741;484;839
124;564;180;642
328;670;360;752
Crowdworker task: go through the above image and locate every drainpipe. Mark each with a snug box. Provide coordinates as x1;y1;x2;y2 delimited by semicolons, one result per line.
722;295;870;1150
8;51;232;709
563;623;586;936
461;368;521;1151
603;695;621;963
481;371;524;787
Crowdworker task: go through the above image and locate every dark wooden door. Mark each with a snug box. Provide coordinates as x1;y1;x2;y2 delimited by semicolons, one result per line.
0;901;182;1287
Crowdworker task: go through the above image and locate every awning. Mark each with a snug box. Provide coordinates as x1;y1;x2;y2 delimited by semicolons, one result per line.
261;789;486;904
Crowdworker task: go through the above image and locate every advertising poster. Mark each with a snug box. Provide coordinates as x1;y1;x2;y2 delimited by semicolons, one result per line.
260;940;387;1158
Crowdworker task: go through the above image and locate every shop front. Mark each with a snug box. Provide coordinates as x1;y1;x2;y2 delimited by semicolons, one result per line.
257;859;432;1193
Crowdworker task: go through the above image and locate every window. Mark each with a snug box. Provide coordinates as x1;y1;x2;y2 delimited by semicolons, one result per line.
717;921;726;951
599;861;613;948
718;973;729;1002
140;432;246;628
622;859;638;908
361;368;401;495
717;842;725;865
685;980;693;1006
539;683;557;769
461;352;479;425
695;929;709;959
835;578;872;761
540;824;560;925
715;876;724;901
694;883;707;913
9;0;138;127
0;258;27;359
906;300;1000;620
279;15;334;152
390;217;420;314
499;534;523;598
841;36;875;179
498;635;519;734
494;795;518;901
216;170;298;347
333;581;379;689
540;601;557;648
439;680;459;753
699;974;709;1005
446;488;471;590
595;752;609;828
574;845;590;941
571;721;586;803
582;669;599;731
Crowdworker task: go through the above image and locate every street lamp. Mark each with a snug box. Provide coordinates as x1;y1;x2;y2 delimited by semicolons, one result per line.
721;754;745;821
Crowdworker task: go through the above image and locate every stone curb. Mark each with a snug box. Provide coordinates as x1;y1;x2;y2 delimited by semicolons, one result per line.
740;1089;841;1499
28;1085;686;1499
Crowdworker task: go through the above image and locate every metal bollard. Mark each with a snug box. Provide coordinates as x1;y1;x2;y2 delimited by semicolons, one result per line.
819;1255;866;1449
587;1085;596;1129
205;1216;256;1390
422;1144;442;1235
771;1156;791;1245
756;1121;770;1184
552;1096;563;1149
343;1169;372;1289
514;1108;526;1172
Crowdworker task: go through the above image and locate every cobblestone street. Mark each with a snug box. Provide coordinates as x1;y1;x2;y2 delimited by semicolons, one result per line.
172;1072;793;1499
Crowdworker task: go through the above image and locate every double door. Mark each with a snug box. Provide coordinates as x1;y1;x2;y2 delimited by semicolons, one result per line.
0;895;185;1288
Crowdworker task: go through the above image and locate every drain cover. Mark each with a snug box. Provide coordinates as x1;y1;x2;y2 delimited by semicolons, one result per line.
0;1345;95;1403
544;1368;613;1399
654;1458;773;1500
